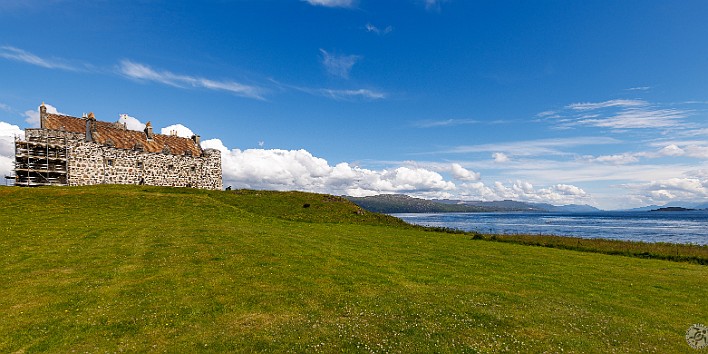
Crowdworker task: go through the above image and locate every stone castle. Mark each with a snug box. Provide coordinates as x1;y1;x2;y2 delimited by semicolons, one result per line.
14;103;222;190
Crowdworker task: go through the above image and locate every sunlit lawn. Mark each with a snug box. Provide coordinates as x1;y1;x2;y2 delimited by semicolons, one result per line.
1;185;705;352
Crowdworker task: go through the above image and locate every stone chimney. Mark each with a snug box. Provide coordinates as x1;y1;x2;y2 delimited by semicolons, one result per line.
39;102;48;128
191;134;201;145
144;121;154;140
85;112;96;142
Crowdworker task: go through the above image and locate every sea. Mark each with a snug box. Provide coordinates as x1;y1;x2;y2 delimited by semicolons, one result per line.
391;211;708;245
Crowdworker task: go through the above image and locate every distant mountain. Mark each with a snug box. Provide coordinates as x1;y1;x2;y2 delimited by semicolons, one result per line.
626;201;708;211
624;205;662;212
650;207;695;212
347;194;497;213
546;204;602;212
348;195;602;214
442;199;600;212
454;199;546;211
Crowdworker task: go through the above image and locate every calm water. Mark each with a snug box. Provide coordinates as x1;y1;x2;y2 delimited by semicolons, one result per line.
392;211;708;245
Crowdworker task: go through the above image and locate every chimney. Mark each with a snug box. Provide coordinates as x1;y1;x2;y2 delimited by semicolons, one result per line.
191;134;201;145
144;121;154;140
85;112;96;142
39;102;48;128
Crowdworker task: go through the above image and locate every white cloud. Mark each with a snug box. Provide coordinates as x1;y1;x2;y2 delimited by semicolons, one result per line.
0;121;24;178
269;78;386;101
626;86;651;91
545;99;694;131
450;163;480;181
117;60;264;99
492;152;509;162
118;114;146;131
444;136;620;156
590;153;639;165
319;88;385;100
23;103;63;128
455;179;589;205
579;108;688;129
202;136;596;206
304;0;354;8
624;177;708;204
567;99;647;111
201;138;455;196
320;49;361;79
657;144;684;157
647;143;708;159
414;118;481;128
685;145;708;159
0;46;79;71
161;124;194;138
365;23;393;35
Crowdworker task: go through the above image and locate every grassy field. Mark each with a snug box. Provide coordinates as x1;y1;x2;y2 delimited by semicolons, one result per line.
1;185;706;352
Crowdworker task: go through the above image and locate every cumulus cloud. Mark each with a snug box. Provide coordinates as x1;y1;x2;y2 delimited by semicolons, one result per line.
492;152;509;162
320;49;361;79
23;103;63;127
646;143;708;159
624;177;708;204
201;136;594;206
117;60;264;99
201;138;455;196
657;144;684;157
450;163;480;181
304;0;354;8
0;121;24;178
161;124;194;138
456;179;589;205
118;114;146;131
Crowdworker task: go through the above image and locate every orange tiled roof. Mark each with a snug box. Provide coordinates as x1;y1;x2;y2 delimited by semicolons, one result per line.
42;113;202;156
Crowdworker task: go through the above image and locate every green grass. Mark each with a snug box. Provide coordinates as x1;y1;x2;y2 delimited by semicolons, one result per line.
483;233;708;265
1;185;706;352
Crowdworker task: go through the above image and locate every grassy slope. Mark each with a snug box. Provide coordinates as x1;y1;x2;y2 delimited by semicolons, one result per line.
0;185;705;353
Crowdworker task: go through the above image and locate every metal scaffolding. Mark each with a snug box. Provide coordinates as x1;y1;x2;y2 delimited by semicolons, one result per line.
14;131;69;186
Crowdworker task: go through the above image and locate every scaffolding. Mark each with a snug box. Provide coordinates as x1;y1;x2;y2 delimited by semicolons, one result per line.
14;131;69;186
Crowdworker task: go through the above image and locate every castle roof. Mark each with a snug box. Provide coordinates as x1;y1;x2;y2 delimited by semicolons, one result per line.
41;113;202;156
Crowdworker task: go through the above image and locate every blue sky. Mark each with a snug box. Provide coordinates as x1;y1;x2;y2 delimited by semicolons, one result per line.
1;0;707;209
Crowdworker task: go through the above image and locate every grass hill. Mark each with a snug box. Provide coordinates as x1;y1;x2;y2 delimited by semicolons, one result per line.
1;185;706;352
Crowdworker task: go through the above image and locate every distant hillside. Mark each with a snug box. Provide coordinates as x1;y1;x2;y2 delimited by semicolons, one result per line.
347;194;499;213
650;207;695;212
349;194;600;213
453;200;600;212
626;201;708;211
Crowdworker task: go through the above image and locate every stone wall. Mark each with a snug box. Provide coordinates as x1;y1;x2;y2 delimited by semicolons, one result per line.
23;128;222;190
